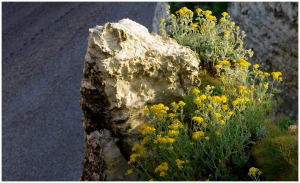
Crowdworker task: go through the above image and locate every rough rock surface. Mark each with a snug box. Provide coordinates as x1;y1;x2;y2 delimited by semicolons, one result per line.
79;18;201;180
227;2;298;120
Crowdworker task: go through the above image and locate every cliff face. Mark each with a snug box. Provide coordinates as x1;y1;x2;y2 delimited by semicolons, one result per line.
227;2;298;120
152;2;298;120
79;18;200;180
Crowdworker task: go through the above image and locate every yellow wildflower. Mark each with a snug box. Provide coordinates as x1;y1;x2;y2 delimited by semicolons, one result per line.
220;120;226;125
215;64;221;69
160;172;166;177
222;12;228;17
263;82;269;89
218;60;231;66
220;17;227;23
150;103;169;117
200;25;208;31
149;179;154;181
271;71;282;80
171;102;179;110
230;21;235;26
205;85;212;90
221;95;227;103
222;105;228;111
264;72;270;77
168;122;184;130
155;162;169;173
192;88;200;94
168;113;176;118
128;153;141;164
159;18;165;23
253;64;260;69
236;58;251;67
192;116;204;124
168;130;179;136
224;30;230;35
190;23;198;28
193;97;202;106
192;131;205;140
248;167;262;176
176;159;185;169
207;15;216;20
126;168;133;175
170;14;175;17
178;101;186;107
138;124;156;135
232;98;243;106
203;10;212;16
195;8;202;13
215;130;221;135
214;113;222;118
205;136;210;141
159;29;166;35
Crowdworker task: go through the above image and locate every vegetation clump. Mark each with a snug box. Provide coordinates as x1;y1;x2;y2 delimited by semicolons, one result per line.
125;6;296;181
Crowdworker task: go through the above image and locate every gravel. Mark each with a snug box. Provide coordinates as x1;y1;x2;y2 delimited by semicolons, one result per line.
2;2;157;181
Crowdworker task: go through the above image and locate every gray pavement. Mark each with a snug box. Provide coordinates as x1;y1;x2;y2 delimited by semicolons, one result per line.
2;2;157;181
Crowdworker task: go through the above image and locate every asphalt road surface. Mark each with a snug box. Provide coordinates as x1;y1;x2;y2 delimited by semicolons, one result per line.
2;2;157;181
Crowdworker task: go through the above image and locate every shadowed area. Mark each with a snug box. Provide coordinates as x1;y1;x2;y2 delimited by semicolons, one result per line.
2;2;156;180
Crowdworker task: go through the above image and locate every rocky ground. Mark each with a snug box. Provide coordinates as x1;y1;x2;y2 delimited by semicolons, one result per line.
2;2;157;181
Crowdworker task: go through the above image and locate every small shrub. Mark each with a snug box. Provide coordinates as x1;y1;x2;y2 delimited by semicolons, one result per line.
125;6;284;181
275;116;295;130
250;123;298;181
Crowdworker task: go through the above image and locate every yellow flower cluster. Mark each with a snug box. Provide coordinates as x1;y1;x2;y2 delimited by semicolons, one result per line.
159;18;164;23
126;168;133;175
224;30;230;35
175;159;185;169
248;167;262;176
195;8;202;14
128;153;141;164
253;64;259;69
214;113;222;118
232;97;249;106
238;85;251;94
192;88;200;94
194;94;207;106
236;58;251;67
168;113;176;118
155;162;169;176
138;124;156;135
150;103;169;117
190;23;198;28
271;71;282;80
202;10;212;16
192;131;205;140
218;60;231;67
176;7;193;17
209;95;227;104
192;116;204;124
168;130;179;136
159;29;166;35
154;136;175;144
168;122;184;130
222;12;228;17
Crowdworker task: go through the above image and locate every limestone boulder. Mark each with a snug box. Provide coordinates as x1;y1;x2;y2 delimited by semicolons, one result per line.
79;18;200;180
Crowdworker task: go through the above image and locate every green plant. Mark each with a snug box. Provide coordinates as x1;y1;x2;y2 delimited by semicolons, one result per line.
125;6;284;181
250;123;298;181
275;117;295;130
159;6;254;72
